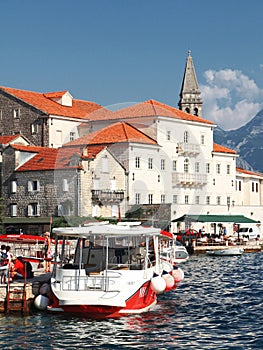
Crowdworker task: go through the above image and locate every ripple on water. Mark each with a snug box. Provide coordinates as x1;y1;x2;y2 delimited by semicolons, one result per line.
0;252;262;349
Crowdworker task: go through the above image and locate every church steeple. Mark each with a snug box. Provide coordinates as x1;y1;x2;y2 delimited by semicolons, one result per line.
178;50;203;117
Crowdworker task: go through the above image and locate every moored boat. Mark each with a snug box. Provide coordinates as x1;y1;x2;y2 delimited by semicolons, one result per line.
46;222;184;318
206;247;244;256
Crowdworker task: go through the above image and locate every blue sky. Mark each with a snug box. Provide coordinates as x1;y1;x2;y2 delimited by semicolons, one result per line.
1;0;263;130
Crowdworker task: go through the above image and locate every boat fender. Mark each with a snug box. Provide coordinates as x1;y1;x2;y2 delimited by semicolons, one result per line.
34;294;49;310
162;271;175;290
39;283;50;296
150;273;166;294
172;266;184;282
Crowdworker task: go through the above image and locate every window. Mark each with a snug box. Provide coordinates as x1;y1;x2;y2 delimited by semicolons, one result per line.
102;156;108;172
184;131;189;143
161;195;165;204
132;173;135;181
195;196;200;205
158;175;160;182
135;193;140;205
195;162;200;173
172;160;177;171
239;181;242;191
185;195;189;204
111;177;116;191
10;204;17;217
70;132;75;141
216;196;221;205
13;109;20;118
28;180;40;192
167;131;171;141
201;134;205;145
63;179;69;192
206;163;210;174
11;180;17;193
227;164;230;175
252;182;254;192
184;159;189;173
206;196;210;205
213;179;215;185
28;203;40;216
135;157;140;168
148;158;153;169
216;164;221;174
148;194;153;204
227;197;230;206
256;183;259;193
31;123;38;134
173;195;178;204
161;159;165;170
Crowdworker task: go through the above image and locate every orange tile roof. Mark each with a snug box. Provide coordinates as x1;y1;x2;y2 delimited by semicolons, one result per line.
0;135;22;144
86;99;215;125
63;122;158;147
213;143;237;154
0;86;103;119
10;144;80;171
10;143;107;172
236;167;263;177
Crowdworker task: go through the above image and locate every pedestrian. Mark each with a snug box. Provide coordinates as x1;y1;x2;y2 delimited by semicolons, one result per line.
0;245;8;284
43;232;52;272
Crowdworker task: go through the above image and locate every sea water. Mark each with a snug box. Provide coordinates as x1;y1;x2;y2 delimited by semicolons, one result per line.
0;252;262;349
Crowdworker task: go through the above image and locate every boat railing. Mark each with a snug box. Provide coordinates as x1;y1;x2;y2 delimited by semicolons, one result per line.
59;273;122;292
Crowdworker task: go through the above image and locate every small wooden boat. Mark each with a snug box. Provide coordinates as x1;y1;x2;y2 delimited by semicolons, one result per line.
206;247;244;256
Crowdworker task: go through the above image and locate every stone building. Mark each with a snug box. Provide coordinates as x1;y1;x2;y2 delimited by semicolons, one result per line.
0;87;102;147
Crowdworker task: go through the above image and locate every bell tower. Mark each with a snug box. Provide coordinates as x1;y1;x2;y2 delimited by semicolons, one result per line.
178;50;203;117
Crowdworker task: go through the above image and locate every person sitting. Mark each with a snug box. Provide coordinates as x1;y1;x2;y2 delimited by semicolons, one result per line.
10;257;33;280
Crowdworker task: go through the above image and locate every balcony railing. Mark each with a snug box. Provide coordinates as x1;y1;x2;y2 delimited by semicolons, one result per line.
172;172;207;186
177;142;200;155
91;190;125;204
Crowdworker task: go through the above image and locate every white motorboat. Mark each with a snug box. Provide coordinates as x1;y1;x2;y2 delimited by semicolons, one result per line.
160;241;189;264
45;222;184;318
206;247;244;256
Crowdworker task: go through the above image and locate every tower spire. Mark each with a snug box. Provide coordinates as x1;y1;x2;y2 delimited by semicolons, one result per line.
178;51;203;117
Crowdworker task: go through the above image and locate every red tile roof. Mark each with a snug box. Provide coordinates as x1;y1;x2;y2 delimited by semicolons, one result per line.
10;144;79;171
10;143;107;172
0;86;103;119
86;99;215;125
63;122;158;147
236;167;263;177
0;135;23;144
213;143;237;154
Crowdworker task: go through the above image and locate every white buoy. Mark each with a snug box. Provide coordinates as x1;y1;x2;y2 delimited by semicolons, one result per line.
34;294;49;310
162;273;175;289
150;274;166;294
172;267;184;282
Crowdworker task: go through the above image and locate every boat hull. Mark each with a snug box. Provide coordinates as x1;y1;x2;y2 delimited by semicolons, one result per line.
47;280;157;318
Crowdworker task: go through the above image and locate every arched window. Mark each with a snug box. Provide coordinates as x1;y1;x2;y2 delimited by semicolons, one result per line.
184;159;189;173
184;131;189;143
185;107;190;113
194;108;198;116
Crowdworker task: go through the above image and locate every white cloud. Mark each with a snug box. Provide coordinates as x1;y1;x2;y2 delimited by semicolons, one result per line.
200;69;263;130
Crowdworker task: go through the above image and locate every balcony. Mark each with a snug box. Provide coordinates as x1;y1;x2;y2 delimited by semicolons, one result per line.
177;142;200;155
91;190;125;204
172;172;207;187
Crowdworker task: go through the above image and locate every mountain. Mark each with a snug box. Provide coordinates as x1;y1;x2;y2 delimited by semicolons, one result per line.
213;109;263;173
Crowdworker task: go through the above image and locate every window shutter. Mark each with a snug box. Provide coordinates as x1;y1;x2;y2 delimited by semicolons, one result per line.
37;180;40;191
37;204;40;216
63;179;69;192
28;181;33;192
11;181;17;193
28;205;32;216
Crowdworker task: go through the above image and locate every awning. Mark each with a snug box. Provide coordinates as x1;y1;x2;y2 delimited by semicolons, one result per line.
172;214;260;224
